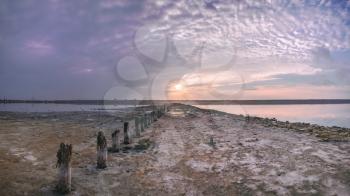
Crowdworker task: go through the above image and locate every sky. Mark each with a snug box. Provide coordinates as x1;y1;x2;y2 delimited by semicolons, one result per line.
0;0;350;100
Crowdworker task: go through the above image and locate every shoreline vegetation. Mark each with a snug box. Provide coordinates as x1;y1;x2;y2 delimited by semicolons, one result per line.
1;99;350;105
0;104;349;195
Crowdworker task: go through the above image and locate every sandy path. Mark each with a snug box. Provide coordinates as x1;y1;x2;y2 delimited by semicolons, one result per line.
131;105;350;195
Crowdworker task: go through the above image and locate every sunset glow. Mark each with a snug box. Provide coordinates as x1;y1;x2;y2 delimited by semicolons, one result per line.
175;83;183;91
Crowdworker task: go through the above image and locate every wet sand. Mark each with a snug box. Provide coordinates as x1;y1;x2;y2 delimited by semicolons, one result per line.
0;104;350;195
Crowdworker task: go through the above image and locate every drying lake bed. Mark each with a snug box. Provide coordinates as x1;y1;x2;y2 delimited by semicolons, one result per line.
0;104;350;195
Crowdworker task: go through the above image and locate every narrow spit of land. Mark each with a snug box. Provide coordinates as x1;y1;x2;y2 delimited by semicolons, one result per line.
0;104;350;195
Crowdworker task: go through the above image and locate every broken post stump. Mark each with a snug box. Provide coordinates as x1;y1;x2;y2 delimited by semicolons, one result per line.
158;108;161;118
97;131;107;169
148;114;151;124
111;129;120;152
209;136;216;147
148;113;152;124
143;114;148;128
149;113;152;124
244;115;251;127
146;114;150;126
140;116;145;132
56;143;72;194
135;117;140;137
123;122;130;144
153;111;156;121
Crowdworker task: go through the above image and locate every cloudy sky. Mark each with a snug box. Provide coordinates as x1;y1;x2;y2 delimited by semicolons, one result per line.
1;0;350;100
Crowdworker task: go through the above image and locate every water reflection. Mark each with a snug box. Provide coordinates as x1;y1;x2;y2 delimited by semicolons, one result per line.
195;104;350;128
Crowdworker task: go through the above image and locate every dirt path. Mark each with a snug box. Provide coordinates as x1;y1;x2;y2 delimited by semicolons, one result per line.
0;104;350;195
124;104;350;195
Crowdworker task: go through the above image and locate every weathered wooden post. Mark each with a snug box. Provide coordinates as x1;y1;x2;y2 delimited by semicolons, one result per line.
209;136;215;147
144;114;147;128
149;113;152;124
111;129;120;152
97;131;107;169
158;108;161;118
140;116;145;132
146;113;150;126
123;122;130;144
159;106;163;117
56;143;72;193
135;117;140;137
147;113;150;125
153;110;158;121
245;115;250;126
147;114;150;126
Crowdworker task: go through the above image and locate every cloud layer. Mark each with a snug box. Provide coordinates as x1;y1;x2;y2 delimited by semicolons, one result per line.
0;0;349;99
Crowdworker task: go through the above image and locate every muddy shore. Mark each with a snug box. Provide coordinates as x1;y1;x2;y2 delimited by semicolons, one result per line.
0;104;350;195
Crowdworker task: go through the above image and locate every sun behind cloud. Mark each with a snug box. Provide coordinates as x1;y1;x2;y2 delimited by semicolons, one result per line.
175;83;183;91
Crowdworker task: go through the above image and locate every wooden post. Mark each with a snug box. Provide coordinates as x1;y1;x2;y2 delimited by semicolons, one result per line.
245;115;250;125
135;117;140;137
148;113;151;125
209;136;215;147
146;114;150;126
56;143;72;193
147;114;150;126
111;129;120;152
123;122;130;144
97;131;107;169
141;113;148;129
153;111;158;121
140;116;145;132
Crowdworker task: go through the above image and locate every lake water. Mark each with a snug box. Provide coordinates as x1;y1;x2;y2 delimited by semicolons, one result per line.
195;104;350;128
1;103;349;128
0;103;140;112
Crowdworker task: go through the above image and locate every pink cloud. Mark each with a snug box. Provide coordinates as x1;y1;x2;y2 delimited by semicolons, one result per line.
24;40;54;56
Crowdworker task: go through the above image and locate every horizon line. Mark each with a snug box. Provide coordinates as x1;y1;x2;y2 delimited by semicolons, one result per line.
1;99;350;105
1;98;350;101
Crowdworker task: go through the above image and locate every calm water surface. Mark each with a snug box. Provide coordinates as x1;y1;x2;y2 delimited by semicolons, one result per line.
1;103;349;128
0;103;141;112
195;104;350;128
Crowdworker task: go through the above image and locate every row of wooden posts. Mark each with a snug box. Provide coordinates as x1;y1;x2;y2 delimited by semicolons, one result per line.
55;105;168;193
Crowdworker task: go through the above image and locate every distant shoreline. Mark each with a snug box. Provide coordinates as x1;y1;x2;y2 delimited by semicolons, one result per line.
1;99;350;105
